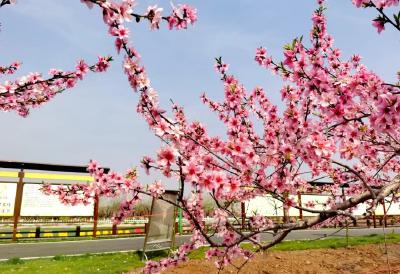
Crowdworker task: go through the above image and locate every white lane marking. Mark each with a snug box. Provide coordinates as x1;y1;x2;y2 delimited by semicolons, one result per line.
0;250;136;262
0;234;194;246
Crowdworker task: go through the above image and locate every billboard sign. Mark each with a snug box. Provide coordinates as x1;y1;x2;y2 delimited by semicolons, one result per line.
0;183;16;216
143;191;178;254
245;194;400;218
245;195;284;217
0;182;93;217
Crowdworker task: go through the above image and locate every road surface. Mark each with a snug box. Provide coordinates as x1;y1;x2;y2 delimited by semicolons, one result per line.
0;227;398;260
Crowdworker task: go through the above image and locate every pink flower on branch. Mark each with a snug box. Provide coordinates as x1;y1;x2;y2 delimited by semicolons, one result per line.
43;161;142;224
0;0;17;8
372;17;385;33
0;56;113;117
157;146;177;166
148;180;165;197
75;60;89;79
351;0;400;32
167;4;197;30
83;0;196;31
146;5;163;30
110;25;130;39
0;61;21;75
182;159;203;183
352;0;371;7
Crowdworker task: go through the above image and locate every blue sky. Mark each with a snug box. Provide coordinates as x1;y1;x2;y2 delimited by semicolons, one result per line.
0;1;399;186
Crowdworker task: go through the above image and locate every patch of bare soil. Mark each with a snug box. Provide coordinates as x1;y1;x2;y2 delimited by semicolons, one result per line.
168;243;400;274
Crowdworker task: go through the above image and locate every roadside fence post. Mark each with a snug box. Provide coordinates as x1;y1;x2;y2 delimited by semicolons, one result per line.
35;226;40;238
112;224;117;235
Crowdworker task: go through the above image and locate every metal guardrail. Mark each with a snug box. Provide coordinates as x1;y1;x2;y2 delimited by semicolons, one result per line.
0;224;146;240
0;218;398;240
0;222;195;240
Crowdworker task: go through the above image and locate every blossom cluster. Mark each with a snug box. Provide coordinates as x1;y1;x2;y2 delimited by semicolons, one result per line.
353;0;399;8
0;56;112;117
351;0;400;33
0;61;21;75
43;160;142;224
205;246;253;270
81;0;196;31
147;180;165;197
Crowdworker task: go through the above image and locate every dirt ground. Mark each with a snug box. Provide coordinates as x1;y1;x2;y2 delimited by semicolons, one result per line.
166;243;400;274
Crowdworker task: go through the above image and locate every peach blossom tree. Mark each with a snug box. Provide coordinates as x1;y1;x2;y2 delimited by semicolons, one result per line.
1;0;400;273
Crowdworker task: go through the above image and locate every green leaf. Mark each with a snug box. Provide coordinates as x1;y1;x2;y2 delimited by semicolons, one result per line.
283;43;292;50
394;11;400;26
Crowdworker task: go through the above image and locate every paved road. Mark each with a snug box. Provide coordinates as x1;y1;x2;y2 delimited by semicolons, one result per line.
0;227;398;260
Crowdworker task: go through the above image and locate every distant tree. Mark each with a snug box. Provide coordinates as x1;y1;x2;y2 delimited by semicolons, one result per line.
132;201;151;217
202;197;217;217
99;201;121;219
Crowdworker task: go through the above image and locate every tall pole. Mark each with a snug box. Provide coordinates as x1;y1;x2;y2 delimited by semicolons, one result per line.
283;192;289;223
177;160;184;236
93;194;99;238
178;208;183;235
373;212;377;228
341;187;349;245
241;202;245;229
12;169;25;241
297;192;303;220
382;200;387;227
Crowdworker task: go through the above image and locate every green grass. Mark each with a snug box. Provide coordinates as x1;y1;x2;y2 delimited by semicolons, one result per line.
1;233;399;273
0;252;144;274
187;232;400;258
269;232;400;251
